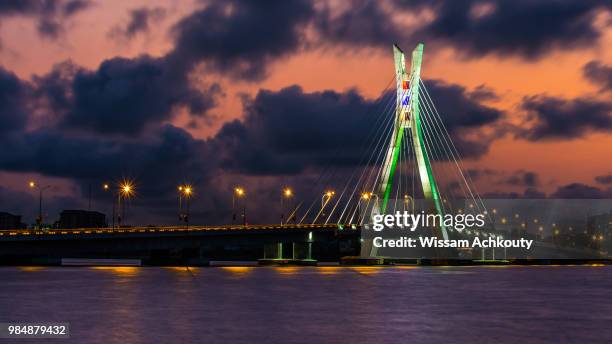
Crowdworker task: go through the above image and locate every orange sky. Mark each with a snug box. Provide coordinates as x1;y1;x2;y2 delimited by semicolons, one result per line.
1;0;611;195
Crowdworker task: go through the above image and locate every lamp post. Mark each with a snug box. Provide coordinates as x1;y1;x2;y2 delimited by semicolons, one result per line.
28;181;51;230
233;187;246;226
117;181;134;227
281;187;293;226
103;183;115;228
403;194;414;213
178;186;184;224
180;185;193;229
321;191;335;220
360;192;378;224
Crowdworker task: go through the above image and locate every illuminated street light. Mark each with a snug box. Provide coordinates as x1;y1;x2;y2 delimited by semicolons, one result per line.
320;190;335;219
232;187;246;225
177;184;193;228
117;180;134;227
103;183;115;228
322;190;335;207
28;181;51;230
403;194;414;213
120;182;133;197
280;187;294;225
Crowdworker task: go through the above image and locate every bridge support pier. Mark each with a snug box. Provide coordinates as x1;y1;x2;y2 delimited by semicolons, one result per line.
258;233;317;266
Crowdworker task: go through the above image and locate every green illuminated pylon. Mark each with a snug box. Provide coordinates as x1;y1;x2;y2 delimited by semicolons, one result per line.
374;43;448;243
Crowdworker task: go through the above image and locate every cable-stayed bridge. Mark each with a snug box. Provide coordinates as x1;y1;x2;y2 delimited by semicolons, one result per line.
2;43;608;265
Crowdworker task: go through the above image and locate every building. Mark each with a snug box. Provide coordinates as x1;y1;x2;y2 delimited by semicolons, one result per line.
0;212;27;230
59;210;106;229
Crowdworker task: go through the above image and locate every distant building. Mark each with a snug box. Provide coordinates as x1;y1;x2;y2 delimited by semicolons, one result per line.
59;210;106;229
0;212;27;230
588;211;612;235
587;211;612;251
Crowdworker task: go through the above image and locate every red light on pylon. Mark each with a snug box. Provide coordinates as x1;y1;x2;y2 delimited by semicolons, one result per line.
402;80;409;89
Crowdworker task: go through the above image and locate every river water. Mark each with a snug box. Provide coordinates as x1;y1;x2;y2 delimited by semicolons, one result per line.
1;265;611;343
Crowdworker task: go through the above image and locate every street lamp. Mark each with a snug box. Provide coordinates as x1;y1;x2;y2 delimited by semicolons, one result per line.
102;183;115;228
281;187;293;225
28;181;51;230
321;190;335;208
117;180;134;227
403;194;414;213
360;192;379;224
178;185;193;229
320;190;335;220
232;187;246;225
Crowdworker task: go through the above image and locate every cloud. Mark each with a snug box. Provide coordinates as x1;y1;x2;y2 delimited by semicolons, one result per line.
0;66;30;133
423;79;502;130
412;0;611;60
33;56;220;135
0;0;92;40
466;168;499;181
595;174;612;184
212;80;503;175
0;124;216;196
212;85;383;175
518;95;612;140
108;7;166;40
483;187;546;199
550;183;612;198
501;170;539;187
313;0;612;60
583;60;612;93
167;0;315;80
313;0;405;49
420;79;504;158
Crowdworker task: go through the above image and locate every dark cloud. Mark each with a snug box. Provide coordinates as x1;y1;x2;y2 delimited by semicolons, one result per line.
518;95;612;140
0;0;92;39
583;60;612;92
167;0;315;80
550;183;612;199
501;170;539;187
483;187;546;199
314;0;612;60
595;174;612;185
213;80;502;175
34;56;220;135
0;124;216;195
412;0;611;60
0;123;222;224
421;79;504;159
109;7;166;40
523;187;546;198
423;79;502;130
466;168;499;181
213;85;383;175
314;0;405;49
32;61;80;120
0;66;30;133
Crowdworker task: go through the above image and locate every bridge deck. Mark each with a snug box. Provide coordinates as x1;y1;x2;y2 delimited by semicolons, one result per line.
0;224;351;240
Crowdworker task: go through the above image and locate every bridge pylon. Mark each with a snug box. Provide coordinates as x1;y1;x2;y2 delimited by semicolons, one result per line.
366;43;448;257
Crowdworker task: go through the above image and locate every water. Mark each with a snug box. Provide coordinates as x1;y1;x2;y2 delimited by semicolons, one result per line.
1;265;611;344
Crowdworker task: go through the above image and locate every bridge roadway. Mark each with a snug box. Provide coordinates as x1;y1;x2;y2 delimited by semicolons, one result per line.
0;223;349;239
0;224;362;265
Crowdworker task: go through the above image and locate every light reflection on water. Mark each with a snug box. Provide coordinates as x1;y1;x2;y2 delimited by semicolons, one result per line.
1;265;611;344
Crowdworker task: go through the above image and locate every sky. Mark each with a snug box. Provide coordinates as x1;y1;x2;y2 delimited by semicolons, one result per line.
0;0;611;225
